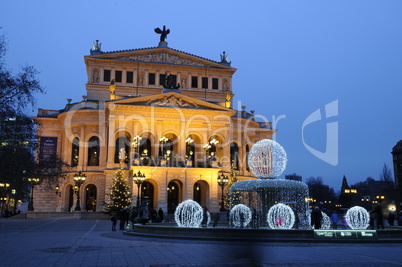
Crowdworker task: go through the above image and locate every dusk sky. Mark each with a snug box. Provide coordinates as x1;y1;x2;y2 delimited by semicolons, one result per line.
2;1;402;190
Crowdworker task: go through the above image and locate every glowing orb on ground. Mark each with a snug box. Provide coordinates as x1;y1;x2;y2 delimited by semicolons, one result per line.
174;200;203;228
267;203;295;229
345;206;370;230
321;212;331;230
248;139;287;179
230;204;252;228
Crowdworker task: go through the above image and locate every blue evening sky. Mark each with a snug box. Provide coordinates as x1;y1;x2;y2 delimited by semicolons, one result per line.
1;1;402;190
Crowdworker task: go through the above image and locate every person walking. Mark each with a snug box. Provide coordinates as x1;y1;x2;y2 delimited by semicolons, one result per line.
201;206;209;227
330;210;338;229
388;211;395;226
158;208;164;222
310;206;322;230
212;212;220;227
119;208;129;230
150;208;157;223
111;214;117;231
375;205;384;229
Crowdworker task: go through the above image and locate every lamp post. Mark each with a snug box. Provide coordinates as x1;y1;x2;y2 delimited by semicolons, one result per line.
73;171;86;211
27;178;39;211
217;173;229;212
133;171;146;208
0;183;10;212
132;135;142;164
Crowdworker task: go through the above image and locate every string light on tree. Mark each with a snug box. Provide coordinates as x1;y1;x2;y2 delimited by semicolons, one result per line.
345;206;370;230
103;169;132;214
267;203;295;229
174;200;203;228
230;204;252;228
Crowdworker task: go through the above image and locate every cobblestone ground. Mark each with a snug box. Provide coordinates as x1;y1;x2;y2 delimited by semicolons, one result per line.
0;218;401;266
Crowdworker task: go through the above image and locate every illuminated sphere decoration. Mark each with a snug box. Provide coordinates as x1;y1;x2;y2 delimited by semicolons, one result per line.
267;203;295;229
248;139;287;179
345;206;370;230
230;204;252;228
174;200;203;228
320;212;331;230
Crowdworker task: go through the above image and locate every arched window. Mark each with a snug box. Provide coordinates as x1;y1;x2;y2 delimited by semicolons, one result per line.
115;136;130;163
186;138;195;162
160;138;174;167
139;138;151;158
193;182;201;204
88;136;100;166
167;180;180;214
71;137;79;167
230;142;239;170
141;181;154;210
85;184;97;211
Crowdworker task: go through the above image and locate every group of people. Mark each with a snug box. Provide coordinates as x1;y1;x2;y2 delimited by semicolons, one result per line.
369;206;402;229
310;205;402;230
310;206;339;230
111;207;166;231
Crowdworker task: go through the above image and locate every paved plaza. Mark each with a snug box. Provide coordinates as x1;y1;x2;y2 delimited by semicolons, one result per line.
0;217;401;266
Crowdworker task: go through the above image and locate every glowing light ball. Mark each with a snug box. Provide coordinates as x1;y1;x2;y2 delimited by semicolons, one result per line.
174;200;203;228
321;212;331;230
345;206;370;230
230;204;252;228
248;139;287;178
267;203;295;229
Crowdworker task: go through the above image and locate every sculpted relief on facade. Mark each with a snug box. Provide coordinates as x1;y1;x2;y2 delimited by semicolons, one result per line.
146;95;198;108
123;52;205;67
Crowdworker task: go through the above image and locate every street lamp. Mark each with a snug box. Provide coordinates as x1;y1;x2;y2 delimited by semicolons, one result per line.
73;171;86;211
217;173;229;212
133;171;146;208
27;178;39;211
55;185;61;197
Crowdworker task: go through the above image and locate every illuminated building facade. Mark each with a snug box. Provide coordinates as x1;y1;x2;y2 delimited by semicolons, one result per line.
34;29;276;213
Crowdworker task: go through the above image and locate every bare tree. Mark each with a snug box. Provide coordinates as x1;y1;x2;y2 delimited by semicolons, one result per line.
379;163;393;182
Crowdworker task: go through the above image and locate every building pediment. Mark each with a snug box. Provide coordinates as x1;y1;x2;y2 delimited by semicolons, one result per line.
107;92;235;113
85;47;235;70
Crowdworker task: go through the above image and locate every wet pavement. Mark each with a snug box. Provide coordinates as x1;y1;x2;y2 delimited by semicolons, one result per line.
0;217;401;266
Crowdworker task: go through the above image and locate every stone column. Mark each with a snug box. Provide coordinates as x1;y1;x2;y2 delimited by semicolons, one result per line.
79;123;85;167
100;68;105;83
133;69;138;86
122;70;127;85
106;115;116;168
144;70;149;86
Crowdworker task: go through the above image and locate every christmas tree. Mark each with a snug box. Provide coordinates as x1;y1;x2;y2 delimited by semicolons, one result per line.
104;168;132;214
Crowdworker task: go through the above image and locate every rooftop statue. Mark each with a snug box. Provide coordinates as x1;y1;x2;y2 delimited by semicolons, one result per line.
154;25;170;42
220;51;231;65
92;40;102;51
